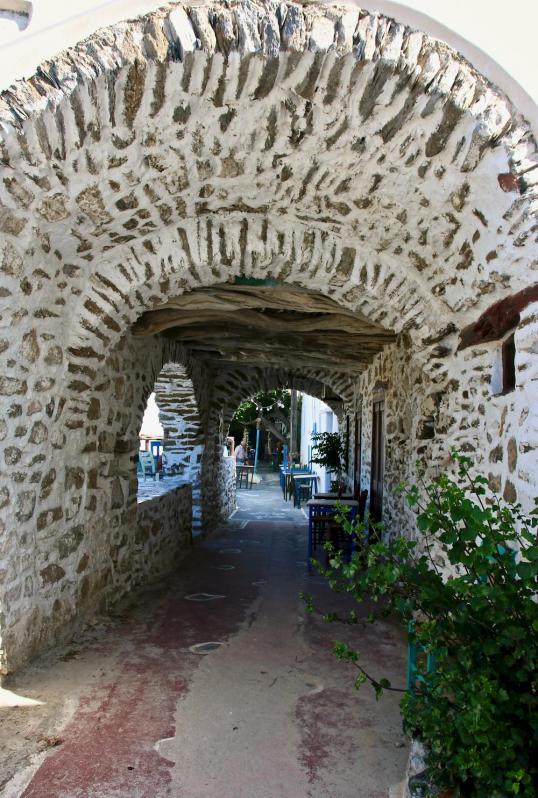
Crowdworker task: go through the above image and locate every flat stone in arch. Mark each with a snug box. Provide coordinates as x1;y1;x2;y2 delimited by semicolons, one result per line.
189;641;224;655
184;592;225;601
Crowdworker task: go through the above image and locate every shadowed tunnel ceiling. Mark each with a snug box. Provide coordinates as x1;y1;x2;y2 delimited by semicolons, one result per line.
132;281;397;374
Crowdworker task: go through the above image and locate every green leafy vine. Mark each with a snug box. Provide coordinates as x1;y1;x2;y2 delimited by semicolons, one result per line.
303;451;538;797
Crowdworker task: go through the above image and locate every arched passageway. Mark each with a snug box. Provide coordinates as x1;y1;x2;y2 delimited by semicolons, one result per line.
0;0;537;680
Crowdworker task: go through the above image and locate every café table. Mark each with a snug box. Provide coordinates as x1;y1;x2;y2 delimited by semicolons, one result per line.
280;468;311;501
291;473;319;508
306;498;360;571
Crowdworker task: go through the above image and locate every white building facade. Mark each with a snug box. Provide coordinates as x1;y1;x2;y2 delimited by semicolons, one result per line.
300;394;340;494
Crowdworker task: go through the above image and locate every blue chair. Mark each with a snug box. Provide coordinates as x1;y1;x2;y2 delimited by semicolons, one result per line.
138;451;157;480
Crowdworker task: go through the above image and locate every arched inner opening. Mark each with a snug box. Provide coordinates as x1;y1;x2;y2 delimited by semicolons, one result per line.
129;280;400;534
135;362;205;533
227;387;295;468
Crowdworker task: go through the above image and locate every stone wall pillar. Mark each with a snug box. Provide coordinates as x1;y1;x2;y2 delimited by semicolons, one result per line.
199;396;238;532
0;331;198;672
154;362;204;533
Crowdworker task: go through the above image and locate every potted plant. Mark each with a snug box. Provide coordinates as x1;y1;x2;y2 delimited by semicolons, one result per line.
310;431;347;495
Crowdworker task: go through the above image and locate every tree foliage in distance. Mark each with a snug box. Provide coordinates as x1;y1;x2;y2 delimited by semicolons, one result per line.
304;451;538;797
229;389;291;439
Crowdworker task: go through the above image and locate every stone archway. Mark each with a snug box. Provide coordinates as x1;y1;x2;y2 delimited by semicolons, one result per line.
201;360;355;530
0;0;537;672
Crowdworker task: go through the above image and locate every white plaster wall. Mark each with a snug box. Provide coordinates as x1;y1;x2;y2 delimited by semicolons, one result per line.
300;394;339;493
140;393;164;438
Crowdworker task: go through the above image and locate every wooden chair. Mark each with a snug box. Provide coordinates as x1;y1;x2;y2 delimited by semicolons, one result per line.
236;464;254;489
311;490;368;555
138;451;157;480
298;482;313;507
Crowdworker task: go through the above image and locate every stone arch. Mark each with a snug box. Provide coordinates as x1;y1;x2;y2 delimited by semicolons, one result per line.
216;365;354;430
199;363;356;527
0;0;536;369
1;0;537;672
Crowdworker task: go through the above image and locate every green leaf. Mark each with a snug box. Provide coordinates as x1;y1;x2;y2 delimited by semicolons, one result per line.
517;561;538;580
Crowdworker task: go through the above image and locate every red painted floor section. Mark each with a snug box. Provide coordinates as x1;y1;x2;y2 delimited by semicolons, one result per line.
11;477;408;797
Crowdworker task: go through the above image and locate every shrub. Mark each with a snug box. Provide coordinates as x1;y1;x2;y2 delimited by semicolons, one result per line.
304;452;538;797
311;431;347;477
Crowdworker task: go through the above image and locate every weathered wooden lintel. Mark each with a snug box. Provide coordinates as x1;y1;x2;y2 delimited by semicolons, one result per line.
458;284;538;351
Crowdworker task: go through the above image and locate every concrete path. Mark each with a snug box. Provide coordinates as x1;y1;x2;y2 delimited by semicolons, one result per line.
1;474;409;797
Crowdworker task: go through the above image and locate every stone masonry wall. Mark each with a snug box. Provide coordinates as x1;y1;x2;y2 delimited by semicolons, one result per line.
0;329;197;673
154;362;204;531
136;483;192;574
220;455;237;522
350;312;538;545
0;0;537;671
356;334;425;538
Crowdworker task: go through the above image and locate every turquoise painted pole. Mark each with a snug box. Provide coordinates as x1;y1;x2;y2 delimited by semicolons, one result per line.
309;422;317;467
254;419;261;474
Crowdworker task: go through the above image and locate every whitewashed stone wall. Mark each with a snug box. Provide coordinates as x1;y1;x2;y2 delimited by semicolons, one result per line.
136;482;192;572
341;311;538;543
0;0;537;671
0;329;199;673
220;456;237;521
355;334;424;536
154;362;204;531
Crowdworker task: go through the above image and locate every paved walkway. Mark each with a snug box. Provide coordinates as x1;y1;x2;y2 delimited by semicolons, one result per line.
1;472;408;798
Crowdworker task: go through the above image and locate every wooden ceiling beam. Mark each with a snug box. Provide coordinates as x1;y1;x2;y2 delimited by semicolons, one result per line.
133;308;390;338
146;284;371;320
130;282;396;376
171;333;383;361
192;348;367;372
179;333;377;357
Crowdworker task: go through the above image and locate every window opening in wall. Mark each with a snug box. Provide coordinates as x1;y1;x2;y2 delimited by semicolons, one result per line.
136;392;168;503
490;330;517;396
501;333;516;394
